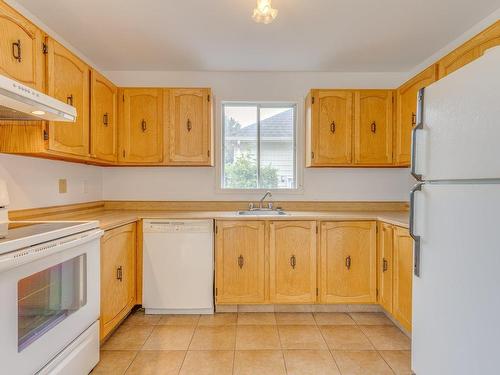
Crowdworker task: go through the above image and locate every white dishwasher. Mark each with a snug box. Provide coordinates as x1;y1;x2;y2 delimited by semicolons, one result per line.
142;219;214;314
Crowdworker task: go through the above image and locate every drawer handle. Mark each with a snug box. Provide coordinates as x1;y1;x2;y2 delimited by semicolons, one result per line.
290;255;296;269
187;119;192;132
238;255;244;269
67;94;73;106
370;121;377;133
330;121;336;134
116;266;123;281
383;258;388;272
345;255;351;270
103;112;109;127
12;39;21;62
141;119;147;132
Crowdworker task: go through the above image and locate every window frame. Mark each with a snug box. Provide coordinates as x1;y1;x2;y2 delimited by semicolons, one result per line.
219;101;299;192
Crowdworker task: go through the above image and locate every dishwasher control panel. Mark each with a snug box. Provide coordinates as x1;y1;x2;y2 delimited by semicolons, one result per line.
143;220;213;233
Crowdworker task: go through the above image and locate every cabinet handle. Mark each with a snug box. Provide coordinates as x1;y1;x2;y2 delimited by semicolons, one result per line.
238;255;244;269
345;255;351;270
290;255;296;269
103;112;109;127
141;119;147;132
330;121;336;134
370;121;377;133
411;112;417;126
187;119;192;132
116;266;123;281
67;95;73;106
383;258;388;272
12;39;21;62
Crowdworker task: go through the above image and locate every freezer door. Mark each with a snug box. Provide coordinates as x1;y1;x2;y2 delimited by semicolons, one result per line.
412;46;500;181
411;183;500;375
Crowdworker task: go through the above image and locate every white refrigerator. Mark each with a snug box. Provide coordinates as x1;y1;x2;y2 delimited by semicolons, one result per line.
411;46;500;375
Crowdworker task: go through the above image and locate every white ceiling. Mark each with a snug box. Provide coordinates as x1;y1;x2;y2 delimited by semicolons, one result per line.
13;0;500;72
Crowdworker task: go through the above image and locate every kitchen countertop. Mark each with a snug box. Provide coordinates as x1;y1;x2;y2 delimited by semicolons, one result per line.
57;209;409;231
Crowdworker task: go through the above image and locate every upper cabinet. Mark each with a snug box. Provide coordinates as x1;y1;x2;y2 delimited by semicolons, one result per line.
167;88;213;166
46;38;90;157
354;90;393;165
91;70;117;162
438;21;500;79
119;88;164;164
0;1;45;91
395;65;437;166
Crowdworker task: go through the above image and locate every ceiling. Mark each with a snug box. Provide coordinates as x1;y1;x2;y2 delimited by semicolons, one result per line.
13;0;500;72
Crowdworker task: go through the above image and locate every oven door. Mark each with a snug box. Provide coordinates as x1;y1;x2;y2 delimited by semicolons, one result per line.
0;232;101;375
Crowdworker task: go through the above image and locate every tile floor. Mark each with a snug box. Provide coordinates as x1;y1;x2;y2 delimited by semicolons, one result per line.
93;310;411;375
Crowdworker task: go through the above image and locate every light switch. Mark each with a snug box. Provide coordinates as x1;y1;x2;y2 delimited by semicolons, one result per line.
59;179;67;194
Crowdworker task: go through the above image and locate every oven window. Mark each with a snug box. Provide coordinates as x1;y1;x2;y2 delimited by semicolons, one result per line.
17;254;87;352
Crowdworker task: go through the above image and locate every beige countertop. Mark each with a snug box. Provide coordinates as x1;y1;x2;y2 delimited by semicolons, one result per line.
60;209;409;231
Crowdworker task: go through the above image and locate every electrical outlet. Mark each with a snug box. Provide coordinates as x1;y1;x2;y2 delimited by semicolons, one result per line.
58;179;67;194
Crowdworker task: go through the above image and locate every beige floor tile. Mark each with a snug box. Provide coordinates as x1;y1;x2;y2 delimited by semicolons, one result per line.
283;350;340;375
158;314;200;326
189;325;236;350
142;325;195;350
198;313;237;326
379;350;412;375
238;305;275;312
314;312;356;325
91;350;137;375
350;313;394;326
234;350;286;375
101;325;154;351
236;325;281;350
179;350;234;375
360;326;411;350
332;351;394;375
122;311;162;326
275;312;316;325
320;325;374;351
278;325;327;350
237;312;276;325
124;350;185;375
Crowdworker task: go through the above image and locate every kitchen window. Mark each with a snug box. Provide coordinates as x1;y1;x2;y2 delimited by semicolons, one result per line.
221;103;297;190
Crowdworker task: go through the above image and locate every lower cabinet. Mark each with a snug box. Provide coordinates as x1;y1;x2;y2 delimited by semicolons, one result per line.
392;226;413;332
319;221;377;303
269;221;317;303
100;223;137;340
215;221;266;304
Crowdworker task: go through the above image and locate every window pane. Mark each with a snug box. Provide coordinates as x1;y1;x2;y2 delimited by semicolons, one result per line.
223;106;258;189
259;107;295;189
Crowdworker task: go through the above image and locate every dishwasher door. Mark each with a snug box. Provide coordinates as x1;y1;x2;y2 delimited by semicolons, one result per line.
142;219;214;314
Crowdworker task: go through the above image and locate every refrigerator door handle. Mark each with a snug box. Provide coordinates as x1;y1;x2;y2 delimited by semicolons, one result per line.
410;88;425;181
410;182;423;277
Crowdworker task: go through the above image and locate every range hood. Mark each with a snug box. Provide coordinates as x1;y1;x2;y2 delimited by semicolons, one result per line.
0;74;76;122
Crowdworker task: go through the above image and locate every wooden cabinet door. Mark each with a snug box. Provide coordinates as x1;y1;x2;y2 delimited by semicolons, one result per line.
310;90;353;165
91;70;117;162
354;90;393;165
167;88;212;165
393;226;413;332
269;221;317;303
378;222;394;313
46;38;90;156
320;221;377;303
100;223;136;339
0;2;44;91
395;65;437;166
215;221;266;304
119;88;163;163
438;21;500;78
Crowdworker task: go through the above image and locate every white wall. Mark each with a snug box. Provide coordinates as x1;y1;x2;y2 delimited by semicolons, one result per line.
101;71;414;202
0;154;102;210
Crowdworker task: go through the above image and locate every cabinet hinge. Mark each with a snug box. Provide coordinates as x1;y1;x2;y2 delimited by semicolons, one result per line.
43;129;48;141
42;43;48;54
215;287;218;296
311;152;315;159
311;97;315;104
316;225;318;234
207;150;210;157
207;94;210;102
215;225;218;234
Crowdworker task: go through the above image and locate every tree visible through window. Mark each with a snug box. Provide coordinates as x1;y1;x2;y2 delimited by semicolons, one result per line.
222;103;296;189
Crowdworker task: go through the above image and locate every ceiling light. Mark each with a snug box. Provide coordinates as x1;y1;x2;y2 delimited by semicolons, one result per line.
252;0;278;24
31;110;45;115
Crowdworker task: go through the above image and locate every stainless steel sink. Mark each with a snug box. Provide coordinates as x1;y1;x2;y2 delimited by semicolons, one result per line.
237;209;288;216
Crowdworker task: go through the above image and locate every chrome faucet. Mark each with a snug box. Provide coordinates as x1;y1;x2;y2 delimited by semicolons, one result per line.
259;191;273;209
